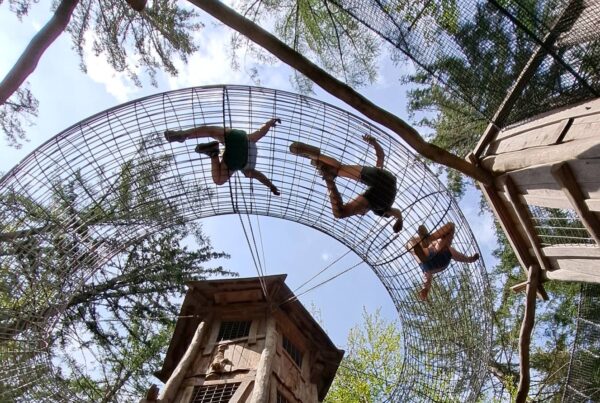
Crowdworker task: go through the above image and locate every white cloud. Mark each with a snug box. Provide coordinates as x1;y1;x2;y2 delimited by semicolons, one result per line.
167;25;289;91
81;33;139;103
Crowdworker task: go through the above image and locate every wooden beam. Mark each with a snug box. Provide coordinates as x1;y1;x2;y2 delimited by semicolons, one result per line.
551;162;600;245
250;316;277;403
542;245;600;258
510;280;549;301
481;135;600;173
516;264;541;403
477;181;533;270
503;175;551;272
187;0;493;185
158;317;210;403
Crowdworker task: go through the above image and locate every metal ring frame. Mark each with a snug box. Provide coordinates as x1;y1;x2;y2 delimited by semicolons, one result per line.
0;85;492;401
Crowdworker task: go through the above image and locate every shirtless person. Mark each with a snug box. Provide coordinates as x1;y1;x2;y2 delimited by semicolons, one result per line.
406;222;479;301
290;135;403;232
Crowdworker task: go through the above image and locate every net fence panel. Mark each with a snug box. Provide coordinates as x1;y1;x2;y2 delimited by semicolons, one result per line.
562;283;600;402
327;0;600;128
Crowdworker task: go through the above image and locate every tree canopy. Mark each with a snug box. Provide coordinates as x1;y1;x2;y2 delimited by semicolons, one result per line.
0;0;201;148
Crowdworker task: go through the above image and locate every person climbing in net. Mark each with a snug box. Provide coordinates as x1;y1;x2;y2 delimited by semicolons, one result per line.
290;134;403;232
164;119;281;195
406;222;479;301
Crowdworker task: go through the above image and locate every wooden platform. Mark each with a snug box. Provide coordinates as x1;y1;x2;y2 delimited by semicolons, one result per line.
473;97;600;285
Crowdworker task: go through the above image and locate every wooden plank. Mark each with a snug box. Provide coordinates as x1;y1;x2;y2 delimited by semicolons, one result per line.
503;175;551;272
562;115;600;142
481;135;600;173
544;267;600;283
586;199;600;212
508;160;600;194
498;98;600;140
547;256;600;276
248;317;258;346
488;120;568;155
521;194;571;209
543;245;600;258
551;162;600;245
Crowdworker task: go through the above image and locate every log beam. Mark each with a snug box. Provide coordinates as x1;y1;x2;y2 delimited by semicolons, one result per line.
516;264;541;403
250;316;278;403
158;317;210;402
551;162;600;245
187;0;493;185
503;175;551;272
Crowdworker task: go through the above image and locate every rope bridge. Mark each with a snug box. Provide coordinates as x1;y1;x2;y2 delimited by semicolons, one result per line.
0;85;492;401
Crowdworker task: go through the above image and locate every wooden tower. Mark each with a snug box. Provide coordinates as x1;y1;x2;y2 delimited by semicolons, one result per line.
471;97;600;293
149;275;344;403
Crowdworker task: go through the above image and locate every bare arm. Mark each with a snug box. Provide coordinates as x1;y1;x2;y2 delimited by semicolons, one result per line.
244;169;280;195
248;118;281;142
363;134;385;168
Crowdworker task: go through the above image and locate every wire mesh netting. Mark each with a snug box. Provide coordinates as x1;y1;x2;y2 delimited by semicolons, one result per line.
527;205;595;246
326;0;600;127
0;85;492;401
562;283;600;402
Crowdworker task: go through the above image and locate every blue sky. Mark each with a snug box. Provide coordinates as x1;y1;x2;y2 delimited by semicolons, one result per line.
0;3;499;347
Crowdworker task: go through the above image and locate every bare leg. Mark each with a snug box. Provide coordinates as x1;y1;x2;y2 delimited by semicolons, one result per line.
430;222;456;252
322;176;369;218
243;169;280;195
210;156;232;185
419;271;433;301
168;126;227;143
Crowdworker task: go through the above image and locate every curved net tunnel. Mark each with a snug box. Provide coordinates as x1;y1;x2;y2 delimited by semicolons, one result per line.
0;85;492;401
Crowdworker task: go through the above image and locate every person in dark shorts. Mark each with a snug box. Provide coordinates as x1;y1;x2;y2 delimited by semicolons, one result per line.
290;134;403;232
406;222;479;301
164;119;281;195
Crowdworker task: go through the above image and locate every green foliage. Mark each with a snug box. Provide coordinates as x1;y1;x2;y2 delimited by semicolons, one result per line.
325;308;403;403
1;0;201;147
234;0;381;93
0;86;38;149
0;144;234;400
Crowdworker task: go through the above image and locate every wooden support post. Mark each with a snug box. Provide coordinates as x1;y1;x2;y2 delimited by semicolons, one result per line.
551;162;600;245
503;176;551;272
250;316;278;403
158;317;210;403
516;264;541;403
187;0;493;185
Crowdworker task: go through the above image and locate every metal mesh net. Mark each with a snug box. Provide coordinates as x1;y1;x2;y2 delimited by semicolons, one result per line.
527;205;595;246
0;85;492;401
562;283;600;402
327;0;600;128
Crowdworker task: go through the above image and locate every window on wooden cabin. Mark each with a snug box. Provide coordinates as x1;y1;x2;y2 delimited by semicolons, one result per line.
190;383;239;403
217;320;251;341
282;335;303;368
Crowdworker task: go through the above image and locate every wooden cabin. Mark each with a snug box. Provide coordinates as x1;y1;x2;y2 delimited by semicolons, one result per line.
150;275;344;403
472;97;600;289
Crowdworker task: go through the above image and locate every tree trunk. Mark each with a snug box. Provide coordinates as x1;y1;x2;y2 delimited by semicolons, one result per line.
516;265;540;403
187;0;493;184
0;0;79;106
